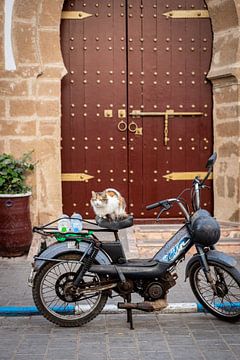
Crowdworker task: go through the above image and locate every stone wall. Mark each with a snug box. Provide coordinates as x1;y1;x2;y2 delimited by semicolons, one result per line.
0;0;239;223
206;0;240;222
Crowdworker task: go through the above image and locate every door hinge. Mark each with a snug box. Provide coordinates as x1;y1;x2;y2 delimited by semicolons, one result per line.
61;11;93;20
163;172;213;181
163;10;209;19
61;173;94;182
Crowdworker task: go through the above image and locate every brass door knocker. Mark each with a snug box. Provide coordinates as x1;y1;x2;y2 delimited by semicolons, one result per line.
117;120;127;132
128;121;138;133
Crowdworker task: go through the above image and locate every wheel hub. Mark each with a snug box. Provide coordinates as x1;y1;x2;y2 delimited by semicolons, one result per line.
55;272;81;302
215;281;228;298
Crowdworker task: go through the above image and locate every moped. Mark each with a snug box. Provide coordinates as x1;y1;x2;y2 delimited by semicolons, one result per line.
29;153;240;328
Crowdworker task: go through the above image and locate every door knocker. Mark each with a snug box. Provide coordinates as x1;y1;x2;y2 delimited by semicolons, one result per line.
128;121;138;133
117;120;127;132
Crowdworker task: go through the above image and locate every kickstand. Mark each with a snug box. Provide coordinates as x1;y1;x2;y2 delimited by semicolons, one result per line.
126;294;134;330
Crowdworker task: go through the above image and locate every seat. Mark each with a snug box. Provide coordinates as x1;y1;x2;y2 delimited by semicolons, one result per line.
95;215;134;230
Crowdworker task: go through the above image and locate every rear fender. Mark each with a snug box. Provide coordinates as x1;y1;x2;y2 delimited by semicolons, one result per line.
33;241;112;271
185;250;237;279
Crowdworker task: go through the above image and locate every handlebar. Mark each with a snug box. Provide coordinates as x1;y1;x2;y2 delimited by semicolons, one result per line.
146;153;217;221
146;200;171;211
146;198;190;221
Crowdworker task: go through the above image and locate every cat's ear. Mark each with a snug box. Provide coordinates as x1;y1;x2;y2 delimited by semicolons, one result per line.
91;191;96;197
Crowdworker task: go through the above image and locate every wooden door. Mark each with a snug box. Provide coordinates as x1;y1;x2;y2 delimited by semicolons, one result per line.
60;0;213;219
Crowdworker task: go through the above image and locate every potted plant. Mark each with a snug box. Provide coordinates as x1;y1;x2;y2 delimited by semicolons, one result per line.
0;152;35;257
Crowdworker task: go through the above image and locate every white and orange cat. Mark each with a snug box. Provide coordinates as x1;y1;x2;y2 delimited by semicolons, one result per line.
90;188;127;221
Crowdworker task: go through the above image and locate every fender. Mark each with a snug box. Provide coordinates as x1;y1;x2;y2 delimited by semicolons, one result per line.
185;250;237;279
33;241;112;271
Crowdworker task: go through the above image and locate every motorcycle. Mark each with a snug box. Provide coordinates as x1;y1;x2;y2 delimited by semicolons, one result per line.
29;153;240;328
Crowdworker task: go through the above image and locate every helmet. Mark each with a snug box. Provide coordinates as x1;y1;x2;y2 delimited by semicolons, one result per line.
191;209;220;246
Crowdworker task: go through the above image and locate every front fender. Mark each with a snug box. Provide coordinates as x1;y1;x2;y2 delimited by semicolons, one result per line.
33;241;112;271
185;250;237;279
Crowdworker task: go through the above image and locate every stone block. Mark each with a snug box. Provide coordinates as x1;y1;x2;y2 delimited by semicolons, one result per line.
0;120;36;136
212;34;238;67
208;0;238;32
0;99;5;117
216;106;238;120
214;84;238;104
14;0;38;20
0;139;5;153
216;120;239;137
37;81;60;97
38;119;60;137
0;80;28;96
0;34;3;70
38;0;63;27
41;66;67;79
9;99;36;117
13;23;39;64
9;139;37;160
39;30;62;64
36;99;60;117
218;141;239;157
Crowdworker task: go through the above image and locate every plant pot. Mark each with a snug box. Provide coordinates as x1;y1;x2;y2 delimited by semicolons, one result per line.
0;193;32;257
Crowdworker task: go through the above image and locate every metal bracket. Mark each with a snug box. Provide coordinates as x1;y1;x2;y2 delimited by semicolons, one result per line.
104;109;113;118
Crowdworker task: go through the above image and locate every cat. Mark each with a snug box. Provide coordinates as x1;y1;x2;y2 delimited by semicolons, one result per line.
90;188;127;221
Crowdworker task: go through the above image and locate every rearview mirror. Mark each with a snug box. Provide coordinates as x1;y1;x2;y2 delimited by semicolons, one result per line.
206;152;217;170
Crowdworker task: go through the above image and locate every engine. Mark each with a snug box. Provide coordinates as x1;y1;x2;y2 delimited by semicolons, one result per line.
141;272;178;301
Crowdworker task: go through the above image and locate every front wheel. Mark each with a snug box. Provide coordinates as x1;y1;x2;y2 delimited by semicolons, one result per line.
32;253;108;327
189;260;240;322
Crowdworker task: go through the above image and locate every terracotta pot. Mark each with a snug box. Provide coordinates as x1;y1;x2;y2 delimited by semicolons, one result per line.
0;193;32;257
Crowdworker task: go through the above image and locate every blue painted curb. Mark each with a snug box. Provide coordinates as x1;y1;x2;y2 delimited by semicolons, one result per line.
197;302;240;312
0;303;240;317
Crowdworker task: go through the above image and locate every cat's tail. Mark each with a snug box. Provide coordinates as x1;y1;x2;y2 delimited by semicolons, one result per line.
105;188;121;197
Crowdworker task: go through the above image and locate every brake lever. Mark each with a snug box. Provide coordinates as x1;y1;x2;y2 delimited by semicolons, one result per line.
156;207;167;222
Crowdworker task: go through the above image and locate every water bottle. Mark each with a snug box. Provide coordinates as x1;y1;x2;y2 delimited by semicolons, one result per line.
70;213;83;233
57;214;71;233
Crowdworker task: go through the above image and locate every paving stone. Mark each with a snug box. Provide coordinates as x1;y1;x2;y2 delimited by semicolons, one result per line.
202;350;237;360
140;351;172;360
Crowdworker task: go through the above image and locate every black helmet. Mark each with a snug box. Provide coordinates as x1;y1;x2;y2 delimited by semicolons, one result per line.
191;209;220;246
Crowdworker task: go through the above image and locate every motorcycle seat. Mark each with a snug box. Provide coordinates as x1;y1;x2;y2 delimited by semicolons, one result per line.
123;258;158;267
95;215;134;230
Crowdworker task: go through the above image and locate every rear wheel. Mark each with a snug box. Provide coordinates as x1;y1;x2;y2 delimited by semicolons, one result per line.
189;260;240;322
32;253;108;327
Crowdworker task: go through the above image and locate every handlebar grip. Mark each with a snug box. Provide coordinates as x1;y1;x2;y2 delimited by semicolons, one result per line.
146;200;172;211
146;201;161;210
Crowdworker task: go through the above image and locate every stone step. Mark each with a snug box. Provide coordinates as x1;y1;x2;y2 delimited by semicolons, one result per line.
134;221;240;255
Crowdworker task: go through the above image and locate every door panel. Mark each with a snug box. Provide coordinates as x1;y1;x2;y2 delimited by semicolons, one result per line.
60;0;213;219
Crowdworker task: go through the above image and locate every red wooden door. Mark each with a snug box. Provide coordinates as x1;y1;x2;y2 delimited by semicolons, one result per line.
60;0;213;219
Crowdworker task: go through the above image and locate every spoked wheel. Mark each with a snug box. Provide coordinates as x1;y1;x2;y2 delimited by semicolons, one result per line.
32;254;108;327
189;260;240;322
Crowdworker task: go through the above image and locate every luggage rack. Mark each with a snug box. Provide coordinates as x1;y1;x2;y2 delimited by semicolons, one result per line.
32;215;134;243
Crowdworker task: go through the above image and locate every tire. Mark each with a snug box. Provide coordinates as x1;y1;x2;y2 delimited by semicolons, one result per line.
32;253;108;327
189;260;240;322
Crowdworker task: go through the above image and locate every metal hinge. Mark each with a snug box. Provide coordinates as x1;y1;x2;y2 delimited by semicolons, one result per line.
61;11;93;20
163;10;209;19
61;173;94;182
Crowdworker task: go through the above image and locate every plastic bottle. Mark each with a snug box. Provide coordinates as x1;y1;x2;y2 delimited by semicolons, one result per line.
57;214;71;233
70;213;83;233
